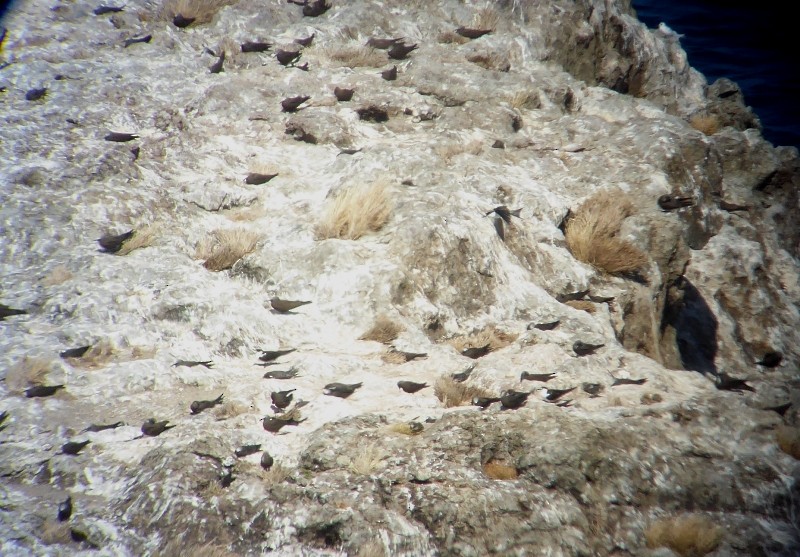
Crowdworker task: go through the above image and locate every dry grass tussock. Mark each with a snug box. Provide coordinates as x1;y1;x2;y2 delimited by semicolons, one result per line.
197;228;260;271
644;514;723;556
212;401;250;420
316;181;393;240
438;30;470;44
564;300;596;314
447;326;518;354
509;90;540;110
467;52;510;72
436;140;483;164
776;426;800;460
41;265;73;286
117;224;159;256
359;315;403;344
324;45;386;68
6;356;52;391
159;0;236;24
689;113;721;136
564;190;648;277
483;461;518;480
224;205;266;222
434;376;493;408
259;462;291;486
473;7;500;30
157;540;238;557
349;444;385;475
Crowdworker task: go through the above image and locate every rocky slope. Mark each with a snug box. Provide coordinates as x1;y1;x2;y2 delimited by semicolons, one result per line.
0;0;798;555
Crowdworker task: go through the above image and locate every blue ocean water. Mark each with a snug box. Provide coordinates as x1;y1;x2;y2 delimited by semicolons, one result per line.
632;0;800;149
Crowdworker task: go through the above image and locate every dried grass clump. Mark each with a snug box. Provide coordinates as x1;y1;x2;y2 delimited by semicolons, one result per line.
509;90;540;110
447;326;517;354
117;224;159;255
6;356;52;391
434;376;493;408
72;340;116;369
466;52;509;72
564;300;596;314
473;7;500;31
196;228;260;271
688;113;721;136
349;444;385;475
776;426;800;460
159;0;236;24
41;265;73;286
324;45;386;68
564;190;648;277
483;461;518;480
212;401;250;420
224;205;266;222
436;140;484;164
359;315;403;343
644;514;723;556
258;462;291;486
438;30;470;44
315;181;393;240
39;520;72;545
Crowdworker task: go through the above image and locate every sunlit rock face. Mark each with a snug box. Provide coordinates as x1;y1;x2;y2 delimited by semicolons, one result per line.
0;0;798;555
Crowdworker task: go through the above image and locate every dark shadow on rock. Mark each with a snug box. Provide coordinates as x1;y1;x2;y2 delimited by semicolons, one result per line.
664;277;718;374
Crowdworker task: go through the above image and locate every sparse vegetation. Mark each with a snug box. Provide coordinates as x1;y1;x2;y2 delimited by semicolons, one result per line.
473;7;500;31
689;113;721;136
467;52;509;72
447;326;517;354
315;181;393;240
159;0;236;25
212;401;250;420
386;422;423;436
776;426;800;460
260;463;291;486
38;520;72;545
437;31;470;45
324;45;386;68
196;228;260;271
117;224;159;255
564;300;596;313
483;461;518;480
6;356;52;391
509;90;540;110
349;444;385;475
434;376;493;408
359;315;403;343
563;190;648;277
644;514;723;556
436;140;484;164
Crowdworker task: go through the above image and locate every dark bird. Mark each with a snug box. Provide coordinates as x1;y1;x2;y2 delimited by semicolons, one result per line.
366;37;404;49
388;349;428;362
69;528;93;545
338;148;362;156
555;399;573;408
611;377;647;387
388;42;418;60
540;386;576;402
123;35;152;48
172;359;213;369
556;289;589;303
757;351;783;368
94;6;124;15
172;14;195;28
245;172;278;185
451;364;475;383
573;341;604;356
456;27;492;39
141;418;175;437
461;343;491;359
520;372;556;383
263;368;300;379
658;194;694;211
275;49;301;66
61;440;90;455
97;230;134;253
334;87;354;101
84;421;124;432
500;390;530;410
25;384;65;398
492;217;505;241
235;444;261;458
0;410;8;430
241;41;272;53
472;396;500;409
762;402;792;417
380;66;397;81
104;132;138;142
356;106;388;122
281;95;311;112
219;467;234;488
259;348;296;362
497;196;531;225
25;88;47;101
718;199;749;212
528;320;560;331
302;0;330;17
0;304;27;320
323;382;362;398
190;393;224;415
60;346;91;359
261;451;274;469
271;388;296;410
397;380;428;393
715;372;755;393
58;496;72;522
262;415;304;433
209;51;225;74
256;362;279;367
581;382;604;398
270;297;311;313
296;62;309;71
294;33;315;47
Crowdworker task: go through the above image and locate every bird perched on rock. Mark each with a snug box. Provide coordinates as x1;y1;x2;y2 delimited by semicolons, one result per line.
388;42;418;60
172;13;195;28
97;230;134;253
94;6;124;15
588;294;615;303
241;41;272;53
611;377;647;386
104;132;138;142
0;303;27;320
333;86;354;101
520;372;556;383
209;51;225;74
0;410;9;431
173;359;213;368
259;348;296;362
57;496;73;522
718;199;749;212
398;380;428;393
380;66;397;81
60;346;91;359
461;344;491;359
528;320;560;331
25;87;47;101
762;402;792;417
302;0;330;17
271;389;296;410
294;33;315;47
84;421;124;432
25;384;65;398
387;349;428;363
245;172;278;185
263;368;300;379
141;418;175;437
61;440;90;455
581;382;604;398
270;297;311;313
235;444;261;457
190;393;224;415
500;390;530;410
261;451;274;469
486;206;522;224
573;341;604;356
275;49;301;66
538;386;576;402
756;351;783;368
323;382;362;398
366;37;404;49
456;27;492;39
715;372;755;393
281;95;310;112
556;289;589;303
658;194;694;211
123;35;151;48
451;364;476;383
262;415;304;433
472;396;501;409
